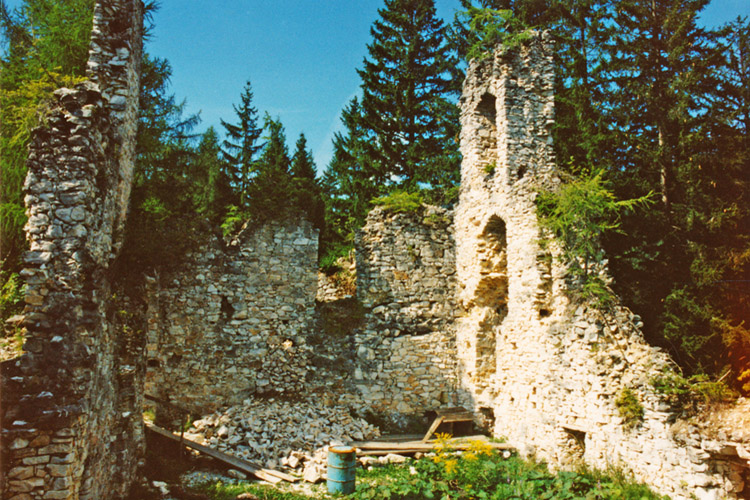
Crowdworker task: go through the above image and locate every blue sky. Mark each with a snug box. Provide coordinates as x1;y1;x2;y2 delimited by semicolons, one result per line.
5;0;749;171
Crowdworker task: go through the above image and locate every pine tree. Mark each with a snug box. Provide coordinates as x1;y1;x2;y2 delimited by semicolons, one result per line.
320;98;381;260
193;126;232;223
220;80;263;208
115;54;201;283
241;114;292;225
290;133;324;230
357;0;460;197
291;133;316;181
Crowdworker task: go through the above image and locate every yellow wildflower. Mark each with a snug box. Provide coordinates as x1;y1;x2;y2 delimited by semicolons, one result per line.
468;439;494;457
444;458;458;474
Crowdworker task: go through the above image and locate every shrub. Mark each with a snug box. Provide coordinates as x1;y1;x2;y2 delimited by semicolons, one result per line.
651;368;737;411
351;433;668;500
537;168;652;307
615;387;644;430
372;190;424;214
0;269;25;321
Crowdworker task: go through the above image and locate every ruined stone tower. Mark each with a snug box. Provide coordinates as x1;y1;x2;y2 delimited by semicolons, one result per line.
455;34;746;500
1;1;144;498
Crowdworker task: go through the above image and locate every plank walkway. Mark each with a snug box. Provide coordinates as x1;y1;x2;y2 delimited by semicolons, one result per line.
145;423;297;483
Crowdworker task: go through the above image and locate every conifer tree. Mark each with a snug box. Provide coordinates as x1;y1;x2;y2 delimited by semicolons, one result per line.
220;80;263;207
193;126;232;223
290;133;324;230
320;98;380;260
291;133;316;181
241;114;292;225
357;0;460;197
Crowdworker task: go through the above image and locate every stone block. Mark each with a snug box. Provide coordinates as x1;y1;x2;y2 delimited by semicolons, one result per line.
43;491;71;500
22;455;50;466
8;466;35;480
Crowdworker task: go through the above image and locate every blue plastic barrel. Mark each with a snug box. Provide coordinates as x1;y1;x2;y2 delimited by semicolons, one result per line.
327;446;356;494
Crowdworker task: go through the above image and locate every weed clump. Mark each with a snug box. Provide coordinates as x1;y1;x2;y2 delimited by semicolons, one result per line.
352;434;667;500
615;387;645;430
372;190;424;214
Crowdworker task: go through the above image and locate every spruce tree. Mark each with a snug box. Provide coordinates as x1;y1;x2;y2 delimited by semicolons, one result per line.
193;127;233;223
242;114;292;225
291;133;316;181
357;0;460;197
220;80;263;207
320;98;381;259
290;133;324;230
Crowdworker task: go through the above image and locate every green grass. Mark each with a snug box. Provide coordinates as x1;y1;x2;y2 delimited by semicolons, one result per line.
193;480;315;500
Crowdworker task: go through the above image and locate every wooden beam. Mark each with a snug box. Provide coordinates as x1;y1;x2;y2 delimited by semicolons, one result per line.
351;439;514;452
146;423;297;483
422;415;445;442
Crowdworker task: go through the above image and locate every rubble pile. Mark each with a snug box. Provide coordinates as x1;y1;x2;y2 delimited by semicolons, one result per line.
186;398;380;473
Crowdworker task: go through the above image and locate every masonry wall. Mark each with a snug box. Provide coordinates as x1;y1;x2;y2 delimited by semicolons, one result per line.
145;220;319;413
455;33;746;500
345;206;460;419
1;1;144;499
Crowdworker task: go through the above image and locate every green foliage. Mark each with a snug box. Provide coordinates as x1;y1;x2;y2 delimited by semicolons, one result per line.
219;105;323;236
650;368;738;411
113;53;204;285
321;0;461;259
357;0;460;194
189;439;667;500
0;268;24;320
220;80;263;208
459;7;534;62
615;387;644;430
537;169;652;306
0;0;94;273
483;161;497;175
220;205;245;239
350;436;667;500
193;126;234;224
423;213;450;227
372;190;425;214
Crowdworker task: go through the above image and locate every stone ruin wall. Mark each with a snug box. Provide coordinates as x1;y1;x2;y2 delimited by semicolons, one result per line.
145;220;319;413
1;1;144;499
146;207;459;426
455;33;747;500
345;206;459;419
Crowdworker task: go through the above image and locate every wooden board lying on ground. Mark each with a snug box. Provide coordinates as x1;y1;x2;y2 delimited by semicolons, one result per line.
145;423;297;483
350;436;514;456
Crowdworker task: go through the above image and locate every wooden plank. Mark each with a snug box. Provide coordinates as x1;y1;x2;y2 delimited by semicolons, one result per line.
358;449;425;456
144;393;191;415
351;440;514;451
435;407;471;416
146;423;285;484
378;433;425;442
441;414;474;424
262;468;299;483
422;415;445;442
